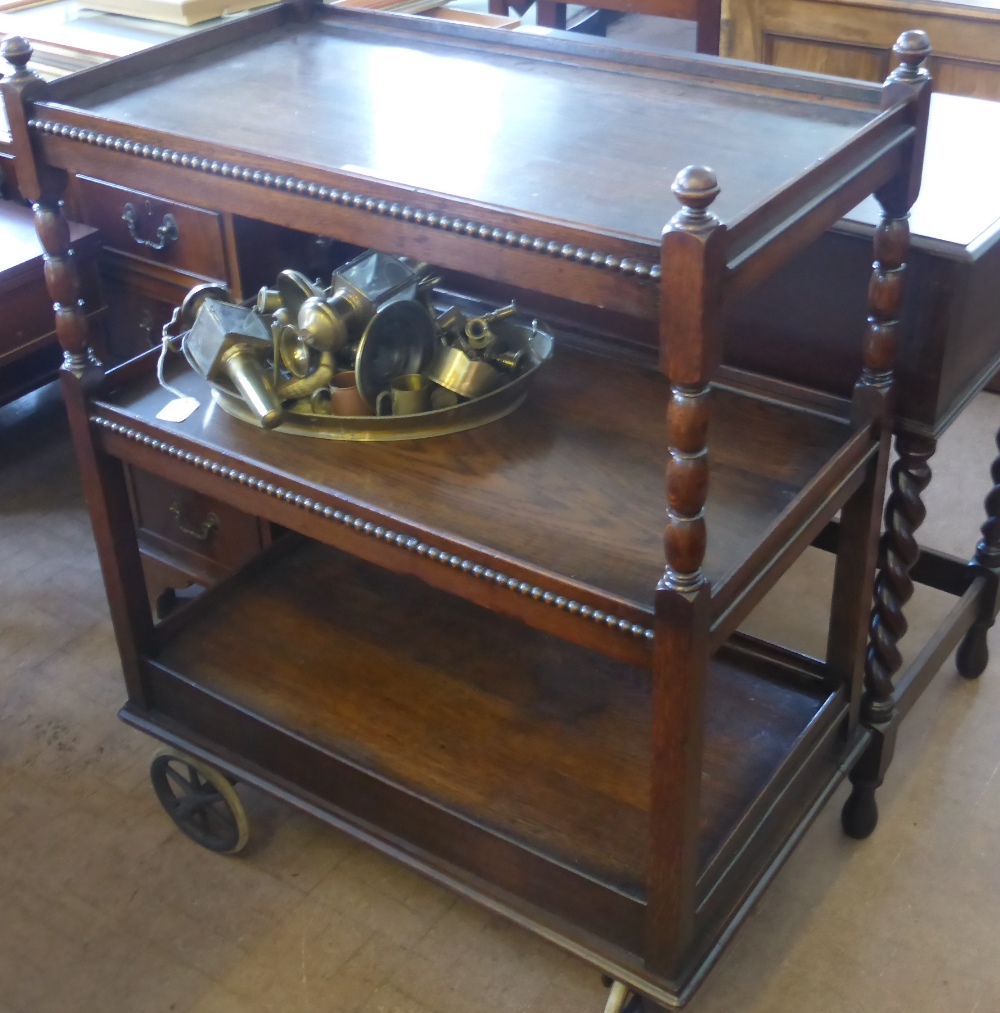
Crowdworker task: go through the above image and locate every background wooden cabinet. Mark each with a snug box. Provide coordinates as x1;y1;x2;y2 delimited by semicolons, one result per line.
722;0;1000;100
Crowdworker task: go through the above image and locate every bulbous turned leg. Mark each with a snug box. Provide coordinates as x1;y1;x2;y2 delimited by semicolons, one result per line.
957;430;1000;680
842;725;896;840
33;199;95;376
957;623;990;680
842;779;880;840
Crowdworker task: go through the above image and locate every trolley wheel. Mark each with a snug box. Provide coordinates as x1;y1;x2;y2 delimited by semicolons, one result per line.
149;747;249;855
154;587;178;621
603;980;648;1013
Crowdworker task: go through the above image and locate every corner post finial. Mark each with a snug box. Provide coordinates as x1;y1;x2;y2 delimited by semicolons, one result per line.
1;35;33;73
1;35;50;200
669;165;721;233
1;36;45;98
890;30;931;83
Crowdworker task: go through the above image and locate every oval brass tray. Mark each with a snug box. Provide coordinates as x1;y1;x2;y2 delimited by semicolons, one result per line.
209;321;552;442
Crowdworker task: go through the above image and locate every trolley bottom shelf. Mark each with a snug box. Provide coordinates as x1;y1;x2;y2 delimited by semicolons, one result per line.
126;536;859;999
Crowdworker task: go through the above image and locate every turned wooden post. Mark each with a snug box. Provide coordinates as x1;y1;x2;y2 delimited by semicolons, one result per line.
36;202;94;374
2;37;154;704
647;166;727;976
841;30;932;839
1;37;93;374
859;31;932;725
824;154;922;720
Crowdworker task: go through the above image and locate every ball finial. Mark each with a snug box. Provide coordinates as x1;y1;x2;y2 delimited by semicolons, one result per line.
1;36;33;74
671;165;720;212
669;166;720;231
891;30;931;81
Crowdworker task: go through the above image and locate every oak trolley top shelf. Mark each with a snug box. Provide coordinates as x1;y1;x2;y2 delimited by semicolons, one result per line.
56;17;875;239
26;5;921;316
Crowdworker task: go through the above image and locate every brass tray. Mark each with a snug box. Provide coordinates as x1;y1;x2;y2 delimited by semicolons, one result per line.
208;320;553;442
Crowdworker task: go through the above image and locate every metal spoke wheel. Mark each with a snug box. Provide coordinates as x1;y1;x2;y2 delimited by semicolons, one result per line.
149;747;249;855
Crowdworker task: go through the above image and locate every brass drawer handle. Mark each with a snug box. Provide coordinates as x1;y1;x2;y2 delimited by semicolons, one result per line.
137;308;156;347
122;202;179;252
169;501;219;542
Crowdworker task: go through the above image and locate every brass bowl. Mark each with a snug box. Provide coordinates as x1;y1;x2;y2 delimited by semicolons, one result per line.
208;318;555;441
427;346;502;399
212;365;531;441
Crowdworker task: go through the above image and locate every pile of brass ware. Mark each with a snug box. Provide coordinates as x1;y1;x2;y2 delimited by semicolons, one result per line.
176;250;553;441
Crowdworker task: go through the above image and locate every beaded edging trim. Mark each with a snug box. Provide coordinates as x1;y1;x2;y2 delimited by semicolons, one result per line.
30;119;661;282
91;416;655;642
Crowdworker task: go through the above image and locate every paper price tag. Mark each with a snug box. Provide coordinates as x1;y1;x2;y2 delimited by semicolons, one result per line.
155;397;200;423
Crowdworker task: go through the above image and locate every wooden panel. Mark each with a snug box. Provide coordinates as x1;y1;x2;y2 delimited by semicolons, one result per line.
96;246;234;362
765;34;886;80
933;56;1000;100
728;0;1000;101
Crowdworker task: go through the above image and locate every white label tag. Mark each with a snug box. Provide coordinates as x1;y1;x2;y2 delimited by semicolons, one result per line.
156;397;200;423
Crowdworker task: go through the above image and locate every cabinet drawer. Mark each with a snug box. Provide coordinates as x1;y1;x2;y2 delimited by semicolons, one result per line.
74;175;228;281
130;469;269;585
100;261;192;363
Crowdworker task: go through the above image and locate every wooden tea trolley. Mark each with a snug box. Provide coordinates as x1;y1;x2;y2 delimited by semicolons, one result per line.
2;12;932;1008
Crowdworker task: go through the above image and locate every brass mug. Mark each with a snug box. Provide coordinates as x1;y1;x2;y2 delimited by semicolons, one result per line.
309;388;334;416
329;371;371;417
376;374;432;416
